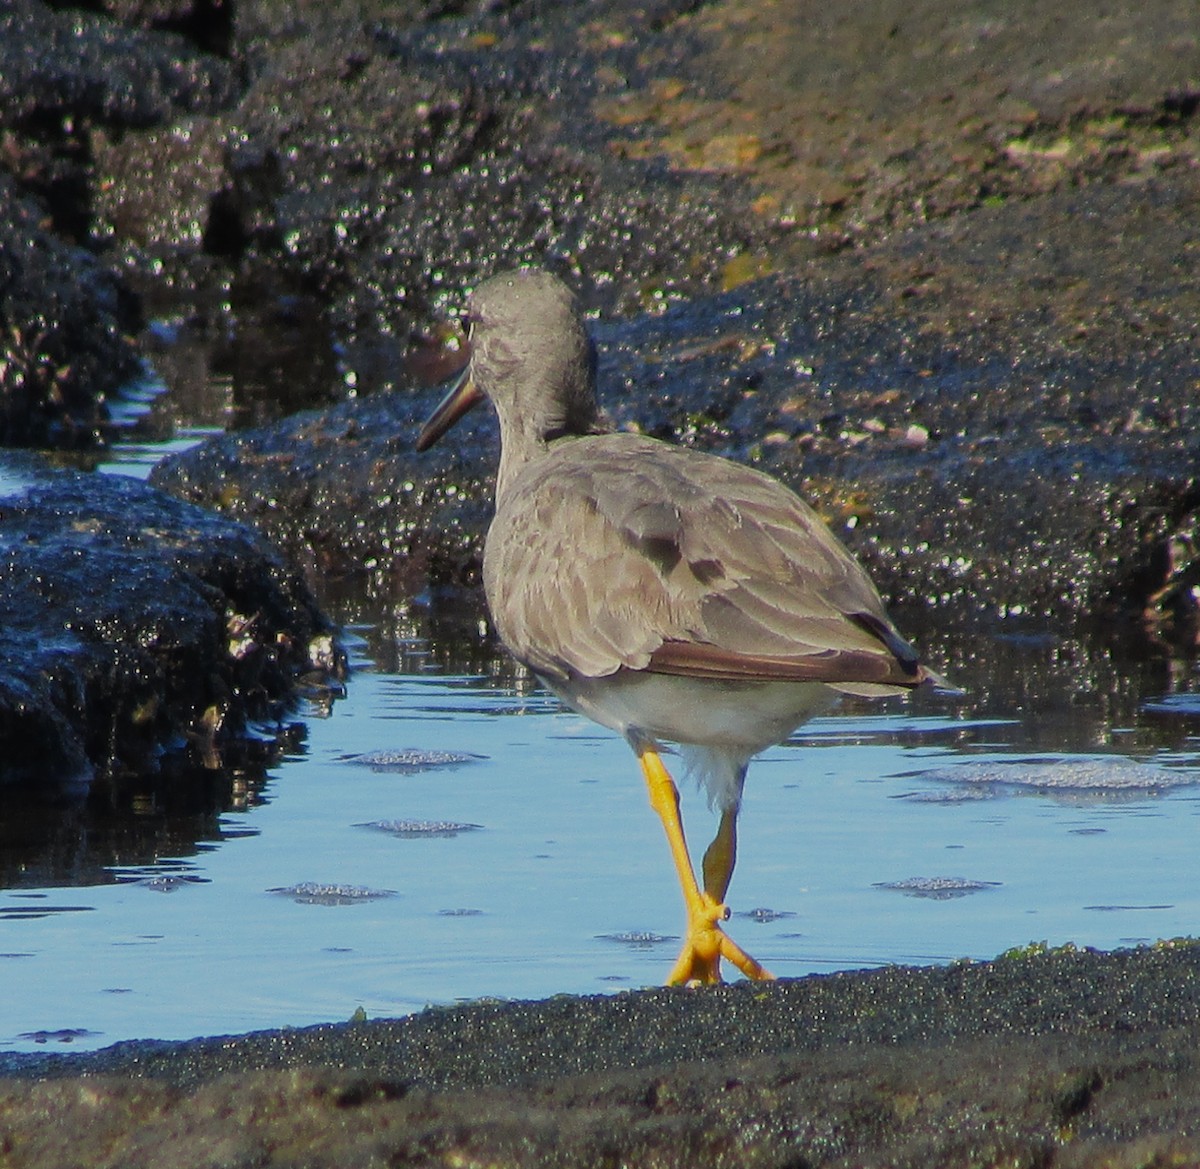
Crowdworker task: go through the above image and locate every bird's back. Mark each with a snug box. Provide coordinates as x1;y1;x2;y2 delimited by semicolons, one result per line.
483;432;921;690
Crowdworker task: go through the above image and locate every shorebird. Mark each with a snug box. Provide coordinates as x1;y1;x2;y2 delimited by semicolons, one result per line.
417;268;946;984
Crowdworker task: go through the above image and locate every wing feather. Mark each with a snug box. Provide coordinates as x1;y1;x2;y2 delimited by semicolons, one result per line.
482;433;924;686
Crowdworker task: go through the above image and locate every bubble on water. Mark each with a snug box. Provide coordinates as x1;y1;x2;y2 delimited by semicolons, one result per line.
17;1028;100;1044
268;883;398;906
109;868;209;892
1083;903;1174;913
356;819;483;838
892;787;994;804
597;931;678;948
339;748;484;773
739;907;796;923
917;757;1197;795
874;877;1001;900
137;875;209;893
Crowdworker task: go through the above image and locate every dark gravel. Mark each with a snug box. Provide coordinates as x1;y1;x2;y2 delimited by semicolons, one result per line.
3;945;1200;1167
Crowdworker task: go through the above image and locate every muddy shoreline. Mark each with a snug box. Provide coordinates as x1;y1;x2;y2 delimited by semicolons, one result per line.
4;945;1200;1166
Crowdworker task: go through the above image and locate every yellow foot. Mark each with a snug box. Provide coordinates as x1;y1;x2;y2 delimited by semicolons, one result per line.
636;744;775;985
665;892;775;986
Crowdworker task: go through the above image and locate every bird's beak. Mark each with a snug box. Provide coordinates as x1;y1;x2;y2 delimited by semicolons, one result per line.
415;364;484;451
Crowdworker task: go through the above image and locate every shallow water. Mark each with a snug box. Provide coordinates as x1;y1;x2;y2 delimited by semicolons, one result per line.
3;613;1199;1054
3;379;1200;1055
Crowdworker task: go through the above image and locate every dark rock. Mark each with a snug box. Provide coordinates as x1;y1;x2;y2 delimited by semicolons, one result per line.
2;945;1199;1166
0;174;141;448
0;451;342;791
152;385;491;598
150;176;1200;635
0;0;240;450
619;0;1200;246
90;0;782;345
0;1;239;130
0;0;239;242
91;119;231;257
60;0;236;56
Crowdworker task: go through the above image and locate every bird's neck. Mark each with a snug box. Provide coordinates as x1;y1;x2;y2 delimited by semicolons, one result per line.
494;399;604;504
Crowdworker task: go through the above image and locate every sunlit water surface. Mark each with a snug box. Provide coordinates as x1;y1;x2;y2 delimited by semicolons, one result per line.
2;412;1199;1055
4;640;1199;1054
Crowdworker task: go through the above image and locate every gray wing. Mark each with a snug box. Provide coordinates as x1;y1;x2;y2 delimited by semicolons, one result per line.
483;434;926;688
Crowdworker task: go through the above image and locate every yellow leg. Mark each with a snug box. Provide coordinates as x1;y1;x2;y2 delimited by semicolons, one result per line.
638;747;774;985
702;806;738;904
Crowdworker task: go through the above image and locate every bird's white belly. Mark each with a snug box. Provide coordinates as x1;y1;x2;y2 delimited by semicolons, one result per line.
542;670;836;751
539;669;837;805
